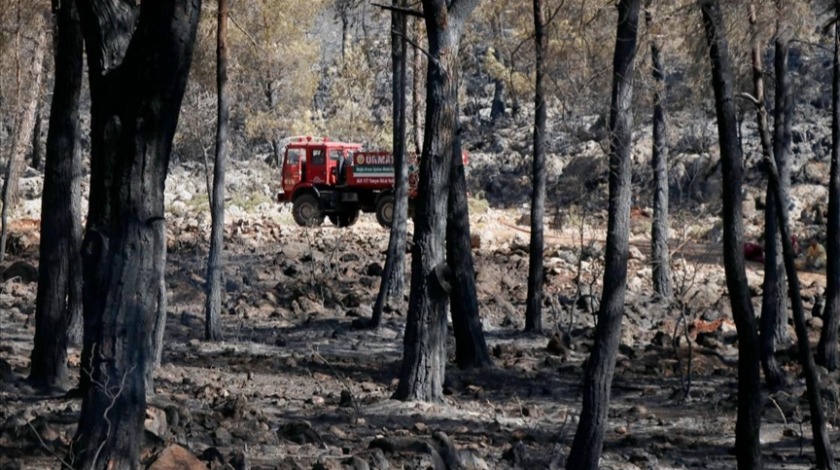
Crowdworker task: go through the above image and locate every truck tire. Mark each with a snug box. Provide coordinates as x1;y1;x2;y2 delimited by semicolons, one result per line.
375;194;395;228
329;210;360;228
292;193;324;227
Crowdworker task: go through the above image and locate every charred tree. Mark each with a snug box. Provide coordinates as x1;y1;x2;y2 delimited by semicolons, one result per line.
28;0;84;392
394;0;480;402
566;0;639;467
412;20;423;156
361;0;409;330
700;1;763;468
748;1;789;389
819;6;840;371
205;0;229;341
448;118;491;369
645;0;672;301
31;109;44;170
764;119;837;470
71;0;200;468
524;0;547;333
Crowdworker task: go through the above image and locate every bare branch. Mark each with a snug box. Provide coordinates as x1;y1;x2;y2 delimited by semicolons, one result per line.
372;2;424;18
736;92;760;107
228;13;265;53
393;27;439;70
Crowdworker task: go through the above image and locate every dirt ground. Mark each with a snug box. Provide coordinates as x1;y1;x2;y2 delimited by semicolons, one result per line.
2;164;840;469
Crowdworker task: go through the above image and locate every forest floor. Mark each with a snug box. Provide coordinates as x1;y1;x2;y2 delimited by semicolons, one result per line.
1;159;840;470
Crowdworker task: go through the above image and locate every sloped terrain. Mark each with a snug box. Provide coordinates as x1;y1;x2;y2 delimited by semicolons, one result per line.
1;157;840;470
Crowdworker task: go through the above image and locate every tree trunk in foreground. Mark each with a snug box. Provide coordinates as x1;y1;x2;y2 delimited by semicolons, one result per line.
394;0;480;402
29;0;84;392
365;0;409;330
566;1;639;468
448;120;491;369
700;1;763;468
205;0;229;341
71;1;200;468
646;0;672;301
819;10;840;372
524;0;547;333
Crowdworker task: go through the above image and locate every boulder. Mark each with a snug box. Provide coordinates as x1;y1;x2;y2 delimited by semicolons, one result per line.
148;444;207;470
2;261;38;284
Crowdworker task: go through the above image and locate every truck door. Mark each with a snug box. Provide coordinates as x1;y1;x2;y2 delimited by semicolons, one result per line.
328;148;343;184
308;147;328;185
283;147;302;195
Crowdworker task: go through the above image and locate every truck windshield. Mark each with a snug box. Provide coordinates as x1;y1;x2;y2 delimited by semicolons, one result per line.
287;148;300;164
329;149;342;162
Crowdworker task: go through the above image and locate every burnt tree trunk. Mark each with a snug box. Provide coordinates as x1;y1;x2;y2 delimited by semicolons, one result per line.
394;0;480;402
412;21;423;156
770;6;793;361
524;0;547;333
646;0;671;301
205;0;229;341
764;122;837;470
28;0;84;392
365;0;409;330
71;1;200;468
819;8;840;371
448;115;491;369
748;2;788;389
0;26;47;260
700;1;763;468
31;109;43;170
566;1;639;467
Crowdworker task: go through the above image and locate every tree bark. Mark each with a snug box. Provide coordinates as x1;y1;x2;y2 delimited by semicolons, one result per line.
448;115;491;369
748;1;788;389
819;7;840;372
700;1;763;468
524;0;547;333
28;0;84;392
394;0;480;402
364;0;409;330
205;0;229;341
412;21;423;156
566;1;639;467
764;122;837;470
1;26;47;260
646;0;672;301
31;109;43;170
71;1;200;468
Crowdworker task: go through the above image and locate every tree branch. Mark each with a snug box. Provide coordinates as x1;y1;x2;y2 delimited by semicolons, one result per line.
372;2;424;18
393;27;439;70
228;13;265;53
736;92;760;107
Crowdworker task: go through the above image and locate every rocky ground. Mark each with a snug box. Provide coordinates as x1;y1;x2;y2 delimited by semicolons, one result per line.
2;128;840;469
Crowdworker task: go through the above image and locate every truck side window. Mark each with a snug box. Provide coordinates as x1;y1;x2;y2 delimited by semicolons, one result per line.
311;149;325;165
329;149;342;162
287;148;300;164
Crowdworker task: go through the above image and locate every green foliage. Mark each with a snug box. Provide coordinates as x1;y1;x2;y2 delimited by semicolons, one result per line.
314;41;392;148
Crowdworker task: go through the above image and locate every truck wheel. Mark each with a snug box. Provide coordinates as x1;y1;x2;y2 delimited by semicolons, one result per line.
292;194;324;227
329;210;360;228
375;194;395;228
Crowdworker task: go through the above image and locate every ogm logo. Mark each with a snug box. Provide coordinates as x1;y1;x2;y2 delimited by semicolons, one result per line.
356;154;366;165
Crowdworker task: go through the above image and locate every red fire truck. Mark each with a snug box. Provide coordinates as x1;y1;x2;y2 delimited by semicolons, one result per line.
276;137;418;228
